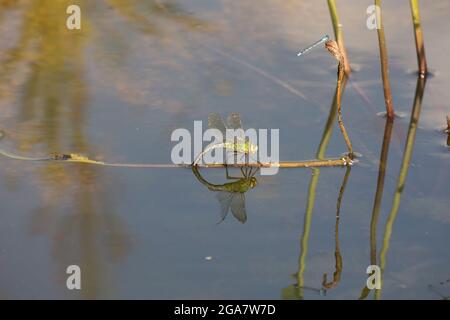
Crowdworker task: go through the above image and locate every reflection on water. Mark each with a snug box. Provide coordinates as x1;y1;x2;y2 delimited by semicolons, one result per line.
359;117;393;300
428;285;449;300
283;72;344;299
106;0;207;33
445;117;450;147
321;166;350;290
192;165;258;224
429;278;450;300
0;0;137;299
359;75;427;300
0;0;449;299
377;76;427;299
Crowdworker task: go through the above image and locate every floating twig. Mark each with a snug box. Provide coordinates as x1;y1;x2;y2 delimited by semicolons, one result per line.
0;127;354;168
0;148;354;169
194;158;353;169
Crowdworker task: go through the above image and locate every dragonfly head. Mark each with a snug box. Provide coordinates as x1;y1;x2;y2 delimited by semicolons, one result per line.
248;143;258;154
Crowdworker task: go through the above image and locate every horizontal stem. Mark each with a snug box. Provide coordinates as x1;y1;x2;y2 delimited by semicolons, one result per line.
197;158;351;168
107;158;352;169
0;148;355;168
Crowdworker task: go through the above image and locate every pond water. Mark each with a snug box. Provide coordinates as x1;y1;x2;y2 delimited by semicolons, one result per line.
0;0;449;299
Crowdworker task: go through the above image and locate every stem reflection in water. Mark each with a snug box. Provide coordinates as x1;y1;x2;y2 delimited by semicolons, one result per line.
359;117;394;300
322;166;351;290
282;70;350;299
377;76;427;299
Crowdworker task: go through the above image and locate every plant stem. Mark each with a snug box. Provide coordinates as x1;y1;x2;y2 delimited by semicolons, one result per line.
375;0;395;118
193;158;351;169
327;0;351;76
326;40;354;157
0;148;353;168
410;0;428;76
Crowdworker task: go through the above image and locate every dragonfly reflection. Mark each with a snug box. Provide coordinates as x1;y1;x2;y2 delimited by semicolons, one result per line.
192;165;258;223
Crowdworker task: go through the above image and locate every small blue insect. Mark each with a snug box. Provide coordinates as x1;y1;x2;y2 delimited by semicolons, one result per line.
297;35;330;57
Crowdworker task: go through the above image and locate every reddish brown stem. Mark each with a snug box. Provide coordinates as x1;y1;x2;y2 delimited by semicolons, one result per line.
375;0;395;118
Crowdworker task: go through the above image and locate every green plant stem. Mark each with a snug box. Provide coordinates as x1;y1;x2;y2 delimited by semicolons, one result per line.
410;0;428;76
327;0;351;76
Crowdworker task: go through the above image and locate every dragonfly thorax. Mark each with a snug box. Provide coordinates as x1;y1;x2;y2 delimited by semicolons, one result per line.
223;141;258;154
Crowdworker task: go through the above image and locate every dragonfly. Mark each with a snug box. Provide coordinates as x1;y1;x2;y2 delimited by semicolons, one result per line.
192;164;258;224
192;113;259;173
297;35;329;57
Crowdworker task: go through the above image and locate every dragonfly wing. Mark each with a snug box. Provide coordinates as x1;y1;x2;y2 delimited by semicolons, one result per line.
226;113;243;130
215;191;233;223
225;150;239;164
208;113;227;136
230;193;247;223
226;113;245;146
227;150;254;164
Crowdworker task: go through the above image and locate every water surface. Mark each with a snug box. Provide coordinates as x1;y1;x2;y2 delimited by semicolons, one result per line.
0;0;449;299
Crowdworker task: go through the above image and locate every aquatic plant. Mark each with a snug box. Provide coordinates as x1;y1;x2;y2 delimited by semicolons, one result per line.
410;0;428;76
